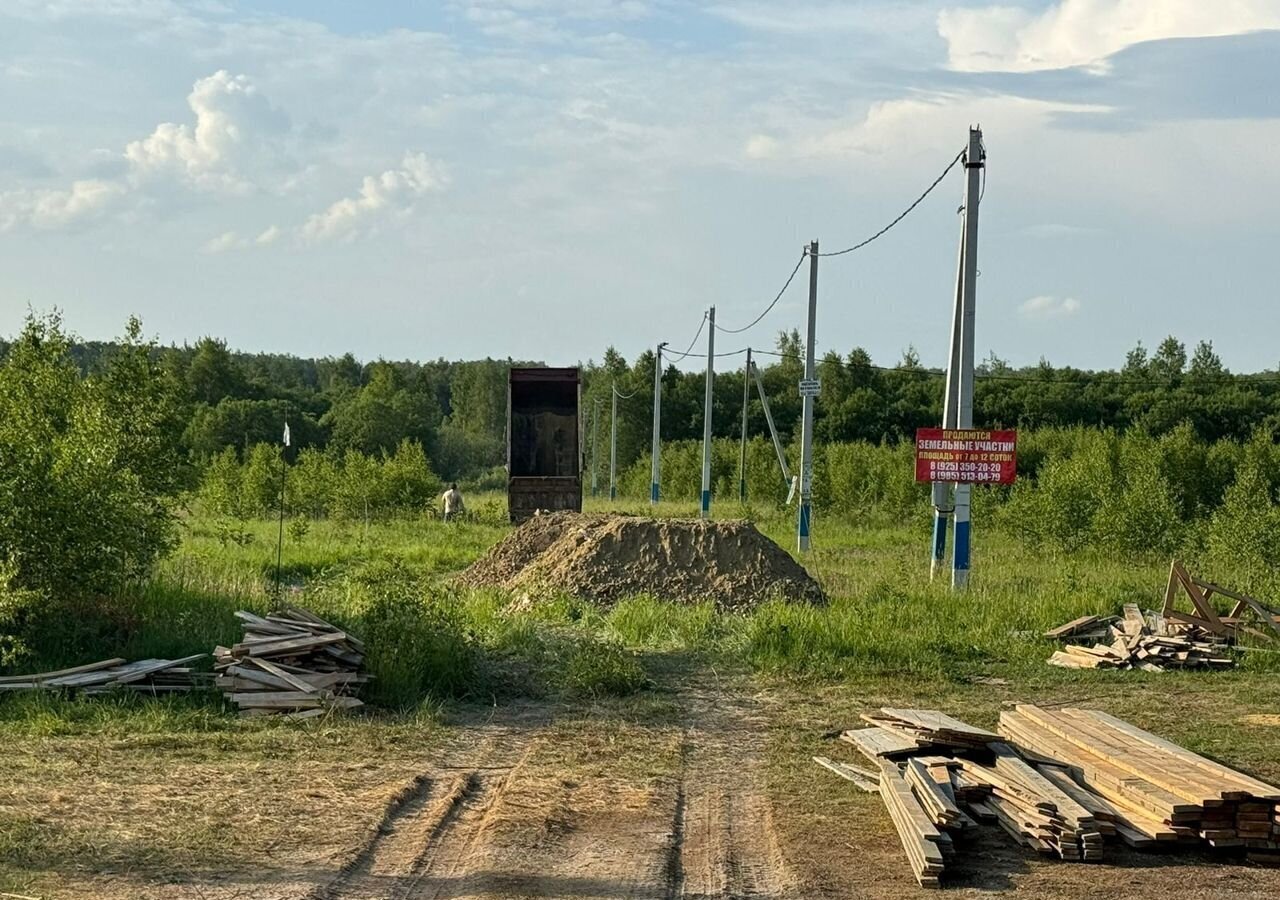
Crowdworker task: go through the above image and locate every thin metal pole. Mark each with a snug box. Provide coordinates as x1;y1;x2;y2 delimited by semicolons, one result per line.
798;242;818;552
953;126;983;589
700;306;715;519
610;386;618;501
752;360;791;487
932;199;967;579
739;347;751;503
274;420;288;601
651;343;665;505
591;398;600;497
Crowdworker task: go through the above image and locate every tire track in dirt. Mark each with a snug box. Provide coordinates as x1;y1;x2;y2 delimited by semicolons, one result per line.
667;669;800;900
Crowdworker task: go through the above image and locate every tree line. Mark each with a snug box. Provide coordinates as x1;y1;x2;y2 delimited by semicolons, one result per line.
17;320;1280;487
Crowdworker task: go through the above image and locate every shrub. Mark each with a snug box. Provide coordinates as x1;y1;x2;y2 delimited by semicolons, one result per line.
0;313;180;602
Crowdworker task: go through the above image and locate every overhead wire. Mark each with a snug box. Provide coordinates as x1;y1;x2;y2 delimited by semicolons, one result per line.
816;148;966;257
662;312;708;361
714;251;808;335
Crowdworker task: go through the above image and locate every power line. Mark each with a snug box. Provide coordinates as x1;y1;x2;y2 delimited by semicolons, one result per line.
816;148;966;257
715;251;808;335
663;312;708;361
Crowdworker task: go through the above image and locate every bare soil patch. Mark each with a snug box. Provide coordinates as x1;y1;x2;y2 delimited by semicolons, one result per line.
458;513;825;610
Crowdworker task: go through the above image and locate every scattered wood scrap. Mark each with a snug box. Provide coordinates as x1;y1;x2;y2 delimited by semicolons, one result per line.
826;705;1280;887
0;655;210;694
1045;606;1234;672
214;607;369;718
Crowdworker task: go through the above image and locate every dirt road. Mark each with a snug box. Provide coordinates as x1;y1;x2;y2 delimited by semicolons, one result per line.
304;661;800;900
20;659;1280;900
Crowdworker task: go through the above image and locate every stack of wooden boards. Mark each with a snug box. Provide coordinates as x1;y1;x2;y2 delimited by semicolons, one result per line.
0;656;209;694
827;706;1280;887
1044;605;1234;671
213;607;369;719
1001;705;1280;863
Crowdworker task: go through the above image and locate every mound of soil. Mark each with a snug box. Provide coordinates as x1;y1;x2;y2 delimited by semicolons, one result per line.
459;513;825;610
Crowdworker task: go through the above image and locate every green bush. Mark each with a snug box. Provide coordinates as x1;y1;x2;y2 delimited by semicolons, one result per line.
0;313;181;603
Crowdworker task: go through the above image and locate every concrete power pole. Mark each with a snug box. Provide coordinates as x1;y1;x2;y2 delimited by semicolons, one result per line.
739;347;752;503
797;241;818;552
650;342;666;505
700;306;716;520
931;221;966;577
591;398;600;497
952;127;983;588
609;386;619;501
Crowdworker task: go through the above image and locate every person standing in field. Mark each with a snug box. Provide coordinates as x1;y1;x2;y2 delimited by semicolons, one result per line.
442;483;465;522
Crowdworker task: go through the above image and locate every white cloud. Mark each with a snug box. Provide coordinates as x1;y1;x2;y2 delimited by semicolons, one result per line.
939;0;1280;73
300;153;448;243
1020;295;1081;318
255;224;281;245
0;179;125;230
203;230;247;253
124;70;289;192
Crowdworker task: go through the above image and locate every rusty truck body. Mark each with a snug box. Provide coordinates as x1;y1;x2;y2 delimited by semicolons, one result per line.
507;366;582;522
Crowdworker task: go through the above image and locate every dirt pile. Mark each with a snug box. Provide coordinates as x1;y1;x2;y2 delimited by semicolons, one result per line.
459;513;825;609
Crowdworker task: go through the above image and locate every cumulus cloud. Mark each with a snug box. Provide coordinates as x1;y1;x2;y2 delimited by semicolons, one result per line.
125;70;289;192
301;153;448;243
255;224;281;245
938;0;1280;73
1020;295;1081;318
0;179;125;230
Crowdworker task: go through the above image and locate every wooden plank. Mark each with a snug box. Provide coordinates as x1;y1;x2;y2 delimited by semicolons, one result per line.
841;727;920;761
1081;709;1280;801
1044;615;1101;640
813;757;879;792
0;658;127;685
1123;604;1147;637
245;656;318;693
237;632;347;658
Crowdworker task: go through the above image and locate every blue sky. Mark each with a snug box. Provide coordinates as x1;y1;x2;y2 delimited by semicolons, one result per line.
2;1;1280;372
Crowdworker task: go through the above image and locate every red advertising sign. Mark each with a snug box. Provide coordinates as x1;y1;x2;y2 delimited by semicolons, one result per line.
915;428;1017;484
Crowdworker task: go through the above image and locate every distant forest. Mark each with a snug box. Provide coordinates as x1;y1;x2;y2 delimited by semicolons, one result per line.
17;326;1280;485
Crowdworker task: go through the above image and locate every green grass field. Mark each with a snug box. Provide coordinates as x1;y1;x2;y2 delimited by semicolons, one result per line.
6;494;1280;897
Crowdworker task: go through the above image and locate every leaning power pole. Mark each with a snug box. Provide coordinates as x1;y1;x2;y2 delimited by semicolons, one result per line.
931;219;965;577
650;342;666;505
700;307;716;519
797;241;818;552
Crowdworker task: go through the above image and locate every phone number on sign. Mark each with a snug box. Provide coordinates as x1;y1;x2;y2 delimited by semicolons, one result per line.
925;461;1007;481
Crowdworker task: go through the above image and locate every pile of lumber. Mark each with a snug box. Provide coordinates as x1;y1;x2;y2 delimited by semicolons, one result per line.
1045;605;1234;671
1001;705;1280;863
0;656;209;694
214;607;369;719
824;705;1280;886
839;708;1105;886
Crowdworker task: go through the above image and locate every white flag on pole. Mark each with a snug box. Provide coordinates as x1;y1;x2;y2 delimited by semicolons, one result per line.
282;422;291;447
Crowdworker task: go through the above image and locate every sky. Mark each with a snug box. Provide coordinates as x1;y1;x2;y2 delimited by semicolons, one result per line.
2;0;1280;372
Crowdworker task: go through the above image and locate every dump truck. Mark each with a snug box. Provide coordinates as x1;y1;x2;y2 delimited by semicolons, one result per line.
507;367;582;522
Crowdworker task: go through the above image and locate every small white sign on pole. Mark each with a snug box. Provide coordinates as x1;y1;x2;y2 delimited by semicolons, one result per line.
798;378;821;398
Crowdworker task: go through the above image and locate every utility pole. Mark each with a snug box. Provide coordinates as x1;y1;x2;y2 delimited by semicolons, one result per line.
609;386;619;501
739;347;751;503
952;126;983;589
797;242;818;552
591;398;600;497
650;342;666;505
700;306;715;520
